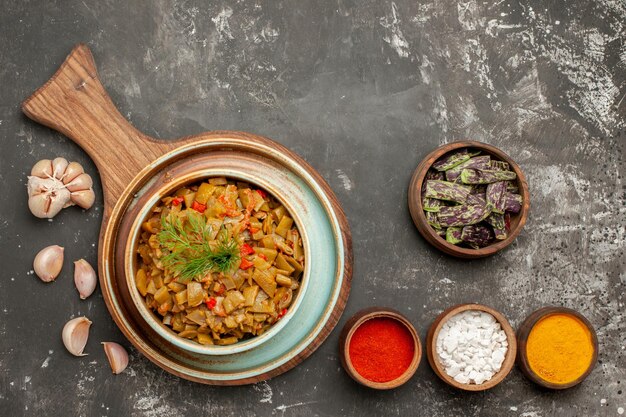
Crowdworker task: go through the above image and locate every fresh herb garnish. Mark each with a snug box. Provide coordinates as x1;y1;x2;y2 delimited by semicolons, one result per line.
157;210;240;282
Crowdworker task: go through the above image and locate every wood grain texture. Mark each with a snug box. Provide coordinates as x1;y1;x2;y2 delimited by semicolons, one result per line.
338;307;422;390
425;303;517;392
408;141;530;259
516;306;598;390
21;44;178;212
21;44;353;385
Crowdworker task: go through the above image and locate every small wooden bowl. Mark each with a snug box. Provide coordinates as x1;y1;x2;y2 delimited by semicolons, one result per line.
426;303;517;391
517;307;598;390
339;307;422;390
408;141;530;258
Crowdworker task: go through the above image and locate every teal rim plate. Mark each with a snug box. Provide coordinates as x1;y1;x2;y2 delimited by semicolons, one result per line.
102;136;353;385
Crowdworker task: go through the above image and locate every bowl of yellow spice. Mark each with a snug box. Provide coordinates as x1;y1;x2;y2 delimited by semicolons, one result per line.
517;307;598;389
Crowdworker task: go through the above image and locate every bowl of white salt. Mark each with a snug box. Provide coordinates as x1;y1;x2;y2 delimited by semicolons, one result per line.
426;303;517;391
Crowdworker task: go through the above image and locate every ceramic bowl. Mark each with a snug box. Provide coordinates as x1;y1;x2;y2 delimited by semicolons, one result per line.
408;141;530;258
516;306;598;389
426;303;517;391
125;173;311;355
339;307;422;389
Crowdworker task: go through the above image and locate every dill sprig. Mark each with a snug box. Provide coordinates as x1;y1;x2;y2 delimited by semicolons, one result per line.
157;210;239;282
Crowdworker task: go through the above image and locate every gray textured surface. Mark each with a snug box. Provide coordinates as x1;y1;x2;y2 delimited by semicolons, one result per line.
1;0;625;416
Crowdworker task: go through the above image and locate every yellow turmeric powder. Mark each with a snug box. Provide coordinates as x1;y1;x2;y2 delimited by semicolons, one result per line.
526;313;594;384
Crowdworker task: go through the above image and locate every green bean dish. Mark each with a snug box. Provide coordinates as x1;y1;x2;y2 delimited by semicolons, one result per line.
135;177;305;346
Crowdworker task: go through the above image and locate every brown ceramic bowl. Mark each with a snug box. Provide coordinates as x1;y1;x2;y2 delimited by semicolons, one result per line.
408;141;530;258
426;303;517;391
339;307;422;390
517;306;598;389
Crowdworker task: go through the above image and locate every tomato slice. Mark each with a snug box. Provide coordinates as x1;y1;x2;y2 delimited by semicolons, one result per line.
240;243;255;255
191;201;207;213
239;258;254;270
205;298;217;310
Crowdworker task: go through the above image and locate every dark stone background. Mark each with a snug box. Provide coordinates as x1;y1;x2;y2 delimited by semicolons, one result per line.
1;1;624;416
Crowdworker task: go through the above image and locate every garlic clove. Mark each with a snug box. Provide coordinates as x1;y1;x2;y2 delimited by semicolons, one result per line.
47;187;71;217
27;175;50;194
62;161;85;184
33;245;64;282
28;193;55;219
70;189;96;209
62;317;92;356
31;159;53;178
27;176;72;218
65;173;93;192
52;157;69;180
74;259;97;299
102;342;129;374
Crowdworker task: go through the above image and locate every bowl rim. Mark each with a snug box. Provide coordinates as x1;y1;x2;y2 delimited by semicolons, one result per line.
100;132;353;385
516;306;598;389
125;171;311;356
338;307;422;390
426;303;517;391
408;140;530;258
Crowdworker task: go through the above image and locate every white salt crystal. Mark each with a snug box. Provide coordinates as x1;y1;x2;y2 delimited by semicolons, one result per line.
448;365;462;377
435;310;508;385
474;372;487;385
454;373;470;384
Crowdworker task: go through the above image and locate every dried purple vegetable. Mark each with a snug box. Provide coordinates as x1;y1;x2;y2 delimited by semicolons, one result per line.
466;192;486;205
446;226;463;244
432;150;471;171
486;181;507;214
460;168;516;184
504;192;523;213
423;197;443;212
426;210;442;229
424;149;524;249
485;212;507;240
506;181;519;193
437;202;492;227
445;156;491;182
490;160;510;171
424;180;472;204
422;170;445;193
461;225;494;247
470;185;487;195
426;169;445;181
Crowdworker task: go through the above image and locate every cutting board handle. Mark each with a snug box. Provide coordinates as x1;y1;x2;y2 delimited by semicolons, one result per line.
22;44;172;208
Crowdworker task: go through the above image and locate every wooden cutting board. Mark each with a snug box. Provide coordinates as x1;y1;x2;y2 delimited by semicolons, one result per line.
22;44;353;384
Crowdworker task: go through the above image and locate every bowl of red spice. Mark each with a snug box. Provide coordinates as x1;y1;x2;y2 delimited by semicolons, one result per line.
339;307;422;389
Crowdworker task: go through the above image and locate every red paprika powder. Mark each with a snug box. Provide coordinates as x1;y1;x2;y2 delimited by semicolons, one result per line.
348;317;415;383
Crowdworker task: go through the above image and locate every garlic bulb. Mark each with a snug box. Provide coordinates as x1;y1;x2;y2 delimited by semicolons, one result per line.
27;157;96;218
74;259;97;299
33;245;64;282
62;317;92;356
27;176;71;218
102;342;129;374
